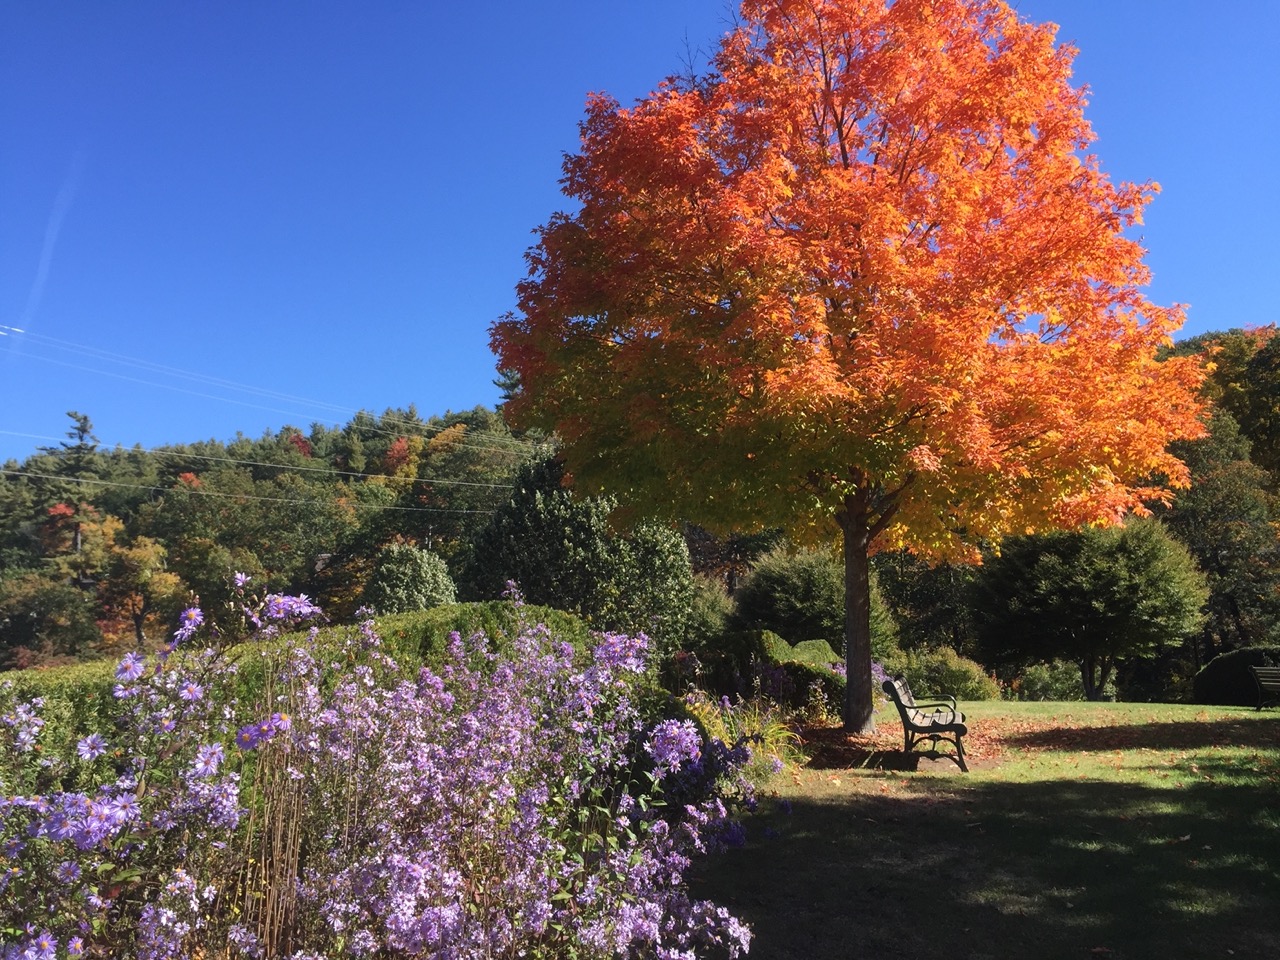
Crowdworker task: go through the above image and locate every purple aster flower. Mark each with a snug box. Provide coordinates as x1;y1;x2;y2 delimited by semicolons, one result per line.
178;680;204;702
645;719;702;776
115;651;146;682
235;725;262;750
173;606;204;643
191;742;225;778
76;733;108;761
106;792;141;824
593;632;649;674
55;860;82;883
68;937;85;957
30;930;57;960
234;571;251;588
263;593;322;621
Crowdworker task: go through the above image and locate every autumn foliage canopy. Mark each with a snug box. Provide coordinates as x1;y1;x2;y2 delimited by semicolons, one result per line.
491;0;1206;728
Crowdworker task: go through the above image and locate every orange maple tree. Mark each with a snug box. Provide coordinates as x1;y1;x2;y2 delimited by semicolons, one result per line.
491;0;1206;732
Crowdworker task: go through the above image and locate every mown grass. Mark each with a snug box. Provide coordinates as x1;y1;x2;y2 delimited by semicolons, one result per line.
692;701;1280;960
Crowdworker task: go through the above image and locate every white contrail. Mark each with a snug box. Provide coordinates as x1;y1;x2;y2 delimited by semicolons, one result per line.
18;152;86;329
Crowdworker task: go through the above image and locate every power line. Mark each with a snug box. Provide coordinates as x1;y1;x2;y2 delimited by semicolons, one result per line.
0;325;538;455
0;468;498;515
0;432;515;490
147;448;515;489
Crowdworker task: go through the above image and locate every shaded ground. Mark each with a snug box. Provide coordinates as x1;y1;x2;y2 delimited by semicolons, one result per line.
692;708;1280;960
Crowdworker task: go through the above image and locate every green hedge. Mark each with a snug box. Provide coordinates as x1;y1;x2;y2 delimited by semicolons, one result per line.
1193;646;1280;706
375;601;594;665
691;629;844;710
2;603;597;767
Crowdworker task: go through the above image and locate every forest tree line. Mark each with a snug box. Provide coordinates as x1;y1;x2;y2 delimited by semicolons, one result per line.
2;326;1279;700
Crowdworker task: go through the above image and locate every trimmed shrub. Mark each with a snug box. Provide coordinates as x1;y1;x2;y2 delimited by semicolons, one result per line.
888;646;1000;701
1193;645;1280;706
6;603;597;757
691;629;846;715
375;601;595;666
789;638;842;668
362;543;456;614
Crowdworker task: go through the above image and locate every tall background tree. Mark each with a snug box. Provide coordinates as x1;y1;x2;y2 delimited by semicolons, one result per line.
491;0;1205;731
973;518;1208;700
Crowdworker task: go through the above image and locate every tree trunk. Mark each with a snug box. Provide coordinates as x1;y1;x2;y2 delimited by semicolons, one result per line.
1097;657;1113;700
839;496;876;734
1081;652;1097;701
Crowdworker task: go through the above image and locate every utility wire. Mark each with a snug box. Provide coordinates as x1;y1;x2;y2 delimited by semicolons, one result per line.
1;469;499;515
1;325;538;455
0;432;515;490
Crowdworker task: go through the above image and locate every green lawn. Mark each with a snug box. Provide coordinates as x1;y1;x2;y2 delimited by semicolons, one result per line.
692;701;1280;960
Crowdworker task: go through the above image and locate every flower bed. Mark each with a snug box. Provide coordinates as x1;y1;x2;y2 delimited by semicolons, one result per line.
1;583;751;959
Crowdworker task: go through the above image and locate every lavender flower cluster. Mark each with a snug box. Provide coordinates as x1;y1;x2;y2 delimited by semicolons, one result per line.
1;581;752;959
1;640;247;960
270;621;752;958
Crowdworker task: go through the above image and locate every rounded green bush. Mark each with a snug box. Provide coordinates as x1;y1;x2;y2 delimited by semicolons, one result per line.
730;545;898;658
1010;660;1088;701
362;543;456;615
888;646;1000;701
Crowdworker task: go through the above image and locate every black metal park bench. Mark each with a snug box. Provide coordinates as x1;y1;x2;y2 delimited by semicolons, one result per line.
1250;665;1280;710
881;676;969;771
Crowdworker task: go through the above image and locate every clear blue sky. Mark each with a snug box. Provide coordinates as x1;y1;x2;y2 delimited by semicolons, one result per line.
3;1;1277;464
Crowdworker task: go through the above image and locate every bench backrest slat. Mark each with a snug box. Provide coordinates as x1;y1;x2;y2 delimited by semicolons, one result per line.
1251;666;1280;687
886;677;917;708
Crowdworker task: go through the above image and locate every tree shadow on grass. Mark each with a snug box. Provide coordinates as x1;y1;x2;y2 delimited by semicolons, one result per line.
692;776;1280;960
799;724;968;772
803;745;926;771
1001;716;1280;754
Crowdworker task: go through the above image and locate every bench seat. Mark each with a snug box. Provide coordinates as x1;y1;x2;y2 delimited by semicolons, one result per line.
882;676;969;772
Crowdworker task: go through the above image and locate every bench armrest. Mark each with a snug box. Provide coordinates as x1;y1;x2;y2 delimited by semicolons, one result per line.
912;695;957;710
907;705;963;725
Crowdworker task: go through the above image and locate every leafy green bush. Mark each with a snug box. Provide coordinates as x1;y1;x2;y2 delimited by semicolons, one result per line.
789;638;842;668
887;646;1000;701
1193;645;1280;706
1007;660;1087;701
689;628;846;714
362;542;456;614
463;457;694;659
685;574;733;653
730;545;898;658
